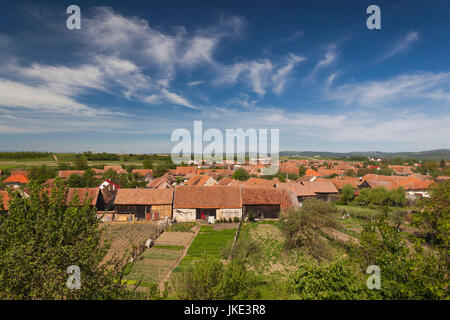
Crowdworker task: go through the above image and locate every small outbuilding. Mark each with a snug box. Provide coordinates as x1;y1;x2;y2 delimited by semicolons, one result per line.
114;188;174;221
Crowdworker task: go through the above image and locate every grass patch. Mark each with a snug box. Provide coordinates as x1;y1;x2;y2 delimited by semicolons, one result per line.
153;245;184;250
167;222;197;233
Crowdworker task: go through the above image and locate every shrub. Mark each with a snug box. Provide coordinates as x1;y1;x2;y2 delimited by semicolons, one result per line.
288;259;367;300
171;254;257;299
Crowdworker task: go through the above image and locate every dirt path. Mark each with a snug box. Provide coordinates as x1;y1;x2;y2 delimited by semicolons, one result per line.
322;227;360;244
158;225;201;291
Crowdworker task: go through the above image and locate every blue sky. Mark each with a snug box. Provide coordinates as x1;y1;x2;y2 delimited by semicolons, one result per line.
0;0;450;153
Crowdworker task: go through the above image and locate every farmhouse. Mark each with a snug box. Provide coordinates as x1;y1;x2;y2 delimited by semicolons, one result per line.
114;188;174;221
301;181;339;201
184;175;218;186
173;185;242;223
359;179;399;191
318;176;362;190
276;182;316;204
104;165;127;174
241;186;298;219
132;169;154;182
3;173;29;188
146;174;175;189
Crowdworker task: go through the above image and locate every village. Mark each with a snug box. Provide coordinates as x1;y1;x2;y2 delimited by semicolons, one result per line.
1;155;448;223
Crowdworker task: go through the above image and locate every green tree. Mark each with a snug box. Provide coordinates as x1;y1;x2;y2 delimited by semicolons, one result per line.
341;184;355;205
0;181;131;299
298;166;307;177
280;199;338;261
232;168;250;181
66;173;84;188
414;180;449;247
354;213;447;299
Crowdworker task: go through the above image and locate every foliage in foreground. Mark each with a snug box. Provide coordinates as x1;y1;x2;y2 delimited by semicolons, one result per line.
288;259;368;300
0;181;131;299
172;254;257;300
352;213;448;299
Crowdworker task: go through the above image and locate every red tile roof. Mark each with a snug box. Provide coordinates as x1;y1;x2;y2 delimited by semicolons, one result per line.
241;186;298;209
103;166;127;174
184;175;216;186
66;188;100;206
10;170;28;177
114;189;174;205
58;170;85;179
245;177;277;187
132;169;153;176
218;177;233;185
301;181;339;194
174;185;242;209
305;169;321;176
176;166;197;176
4;174;29;184
276;182;316;197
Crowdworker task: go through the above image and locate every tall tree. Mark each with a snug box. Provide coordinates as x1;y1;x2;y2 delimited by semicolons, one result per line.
0;181;131;299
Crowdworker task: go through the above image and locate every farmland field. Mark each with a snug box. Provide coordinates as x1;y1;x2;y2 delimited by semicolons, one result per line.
173;224;238;273
100;221;160;265
124;223;200;290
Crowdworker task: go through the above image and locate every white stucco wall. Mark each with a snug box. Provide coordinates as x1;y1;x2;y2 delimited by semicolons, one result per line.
173;208;196;222
217;208;242;220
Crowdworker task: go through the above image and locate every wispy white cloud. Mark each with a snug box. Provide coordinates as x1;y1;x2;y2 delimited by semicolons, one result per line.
217;54;305;96
378;31;419;63
272;54;306;94
327;71;450;106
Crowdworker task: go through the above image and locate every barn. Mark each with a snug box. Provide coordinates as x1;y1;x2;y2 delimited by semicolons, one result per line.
241;186;298;219
173;185;242;223
114;189;174;221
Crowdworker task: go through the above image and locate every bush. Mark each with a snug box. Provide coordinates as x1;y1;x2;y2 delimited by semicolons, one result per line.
353;187;406;207
233;217;240;223
288;259;367;300
172;254;257;299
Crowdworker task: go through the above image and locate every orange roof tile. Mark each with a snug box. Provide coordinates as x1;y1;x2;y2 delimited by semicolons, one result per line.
174;185;241;209
4;174;29;184
115;189;174;205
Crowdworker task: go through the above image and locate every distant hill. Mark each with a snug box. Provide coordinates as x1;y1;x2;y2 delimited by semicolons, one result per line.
280;149;450;161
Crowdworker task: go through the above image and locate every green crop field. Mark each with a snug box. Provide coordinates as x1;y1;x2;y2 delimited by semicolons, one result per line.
174;225;237;272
